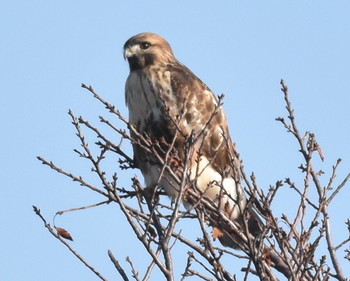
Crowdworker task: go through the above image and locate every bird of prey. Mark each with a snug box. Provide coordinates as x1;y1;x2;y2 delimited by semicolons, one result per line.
123;32;258;249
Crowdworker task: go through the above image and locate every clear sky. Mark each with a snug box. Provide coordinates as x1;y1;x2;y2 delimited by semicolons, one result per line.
1;1;350;280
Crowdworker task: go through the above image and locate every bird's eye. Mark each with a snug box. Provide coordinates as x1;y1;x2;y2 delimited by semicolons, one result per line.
140;42;151;50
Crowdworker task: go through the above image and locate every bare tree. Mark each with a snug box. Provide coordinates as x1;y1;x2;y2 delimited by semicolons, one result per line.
34;80;350;280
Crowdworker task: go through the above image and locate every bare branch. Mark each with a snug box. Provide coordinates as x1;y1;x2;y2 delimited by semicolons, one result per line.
36;81;349;281
108;250;130;281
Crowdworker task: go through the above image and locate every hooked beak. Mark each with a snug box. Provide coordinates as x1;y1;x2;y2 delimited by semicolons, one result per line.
124;47;134;60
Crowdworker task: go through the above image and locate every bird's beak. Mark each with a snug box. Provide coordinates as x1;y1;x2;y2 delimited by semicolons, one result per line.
124;47;134;60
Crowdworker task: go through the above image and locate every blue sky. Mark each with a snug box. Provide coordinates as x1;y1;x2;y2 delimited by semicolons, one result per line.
1;1;350;280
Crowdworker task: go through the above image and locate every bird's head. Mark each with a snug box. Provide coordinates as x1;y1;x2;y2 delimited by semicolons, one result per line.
123;32;175;71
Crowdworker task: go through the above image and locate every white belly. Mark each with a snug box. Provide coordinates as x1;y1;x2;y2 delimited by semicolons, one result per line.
143;155;245;221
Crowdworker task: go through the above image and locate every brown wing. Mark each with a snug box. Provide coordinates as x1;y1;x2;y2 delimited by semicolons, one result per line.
154;62;240;178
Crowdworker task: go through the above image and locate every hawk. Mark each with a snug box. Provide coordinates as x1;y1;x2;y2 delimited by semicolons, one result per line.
123;32;258;249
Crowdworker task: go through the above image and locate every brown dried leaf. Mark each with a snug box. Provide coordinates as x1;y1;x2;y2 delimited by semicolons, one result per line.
55;226;73;241
212;227;224;239
263;248;272;266
317;145;325;161
147;225;157;238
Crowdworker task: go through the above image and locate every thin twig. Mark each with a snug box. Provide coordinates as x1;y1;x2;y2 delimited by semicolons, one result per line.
108;250;129;281
33;206;109;281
